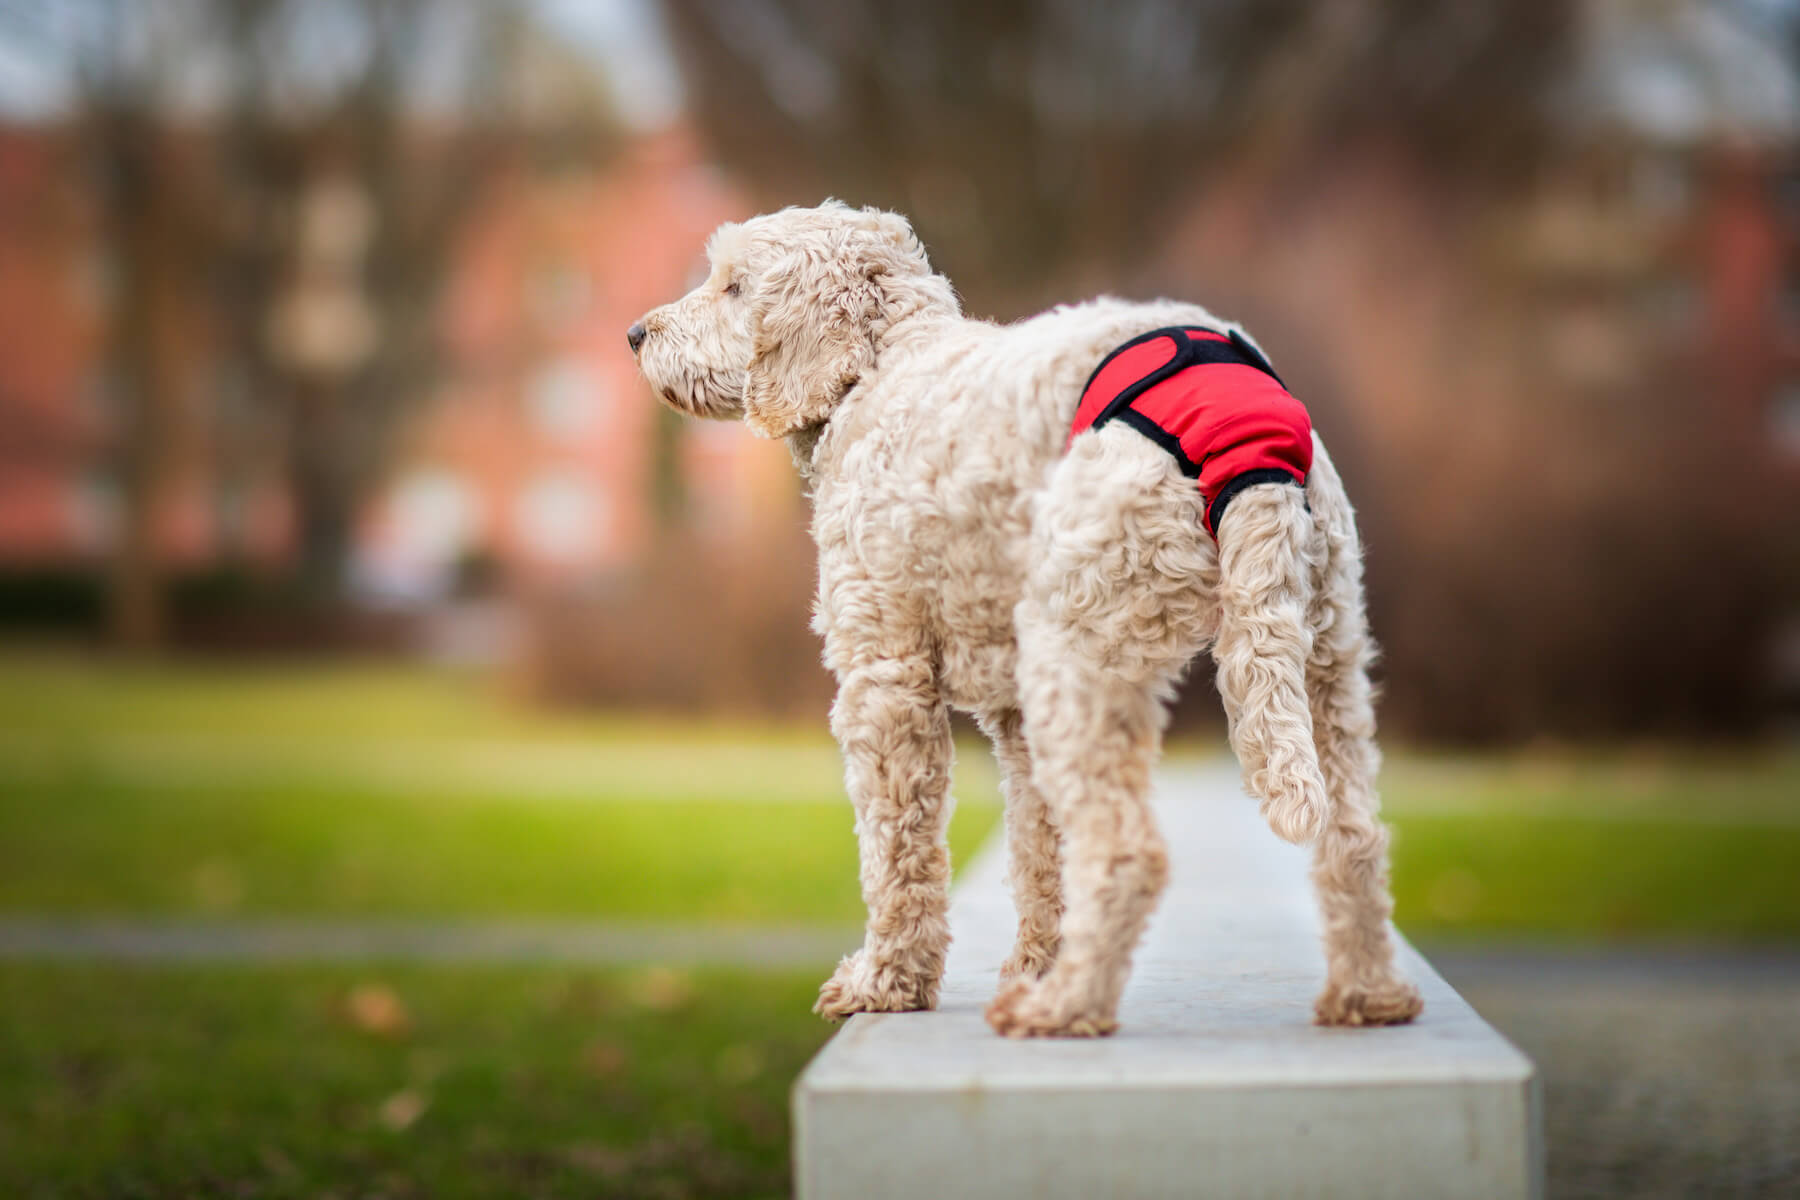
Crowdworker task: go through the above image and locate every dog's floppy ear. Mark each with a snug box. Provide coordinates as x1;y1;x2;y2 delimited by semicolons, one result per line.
742;229;883;440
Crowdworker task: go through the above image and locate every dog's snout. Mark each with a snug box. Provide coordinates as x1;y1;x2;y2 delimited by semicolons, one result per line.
626;322;647;354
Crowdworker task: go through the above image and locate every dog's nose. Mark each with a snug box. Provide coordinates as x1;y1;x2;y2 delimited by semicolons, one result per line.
626;322;647;354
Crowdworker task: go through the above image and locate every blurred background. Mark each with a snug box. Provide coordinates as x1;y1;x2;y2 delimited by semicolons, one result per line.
0;1;1796;1196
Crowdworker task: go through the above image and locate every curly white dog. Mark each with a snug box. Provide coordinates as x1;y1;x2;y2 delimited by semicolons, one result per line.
632;200;1422;1037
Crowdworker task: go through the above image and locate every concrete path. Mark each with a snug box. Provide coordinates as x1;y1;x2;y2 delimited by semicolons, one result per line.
0;917;859;968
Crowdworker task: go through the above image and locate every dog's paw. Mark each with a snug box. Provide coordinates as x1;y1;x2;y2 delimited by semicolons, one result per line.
997;938;1058;985
1313;976;1424;1027
813;953;936;1022
1256;765;1330;845
984;977;1118;1038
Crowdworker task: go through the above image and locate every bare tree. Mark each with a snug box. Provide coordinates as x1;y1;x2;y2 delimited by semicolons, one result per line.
67;0;214;648
45;0;616;643
663;0;1573;313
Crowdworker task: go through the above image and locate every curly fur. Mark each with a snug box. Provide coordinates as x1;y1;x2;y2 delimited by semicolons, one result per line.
635;200;1421;1037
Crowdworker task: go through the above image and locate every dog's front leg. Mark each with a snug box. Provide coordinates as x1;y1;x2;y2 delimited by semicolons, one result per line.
815;656;954;1020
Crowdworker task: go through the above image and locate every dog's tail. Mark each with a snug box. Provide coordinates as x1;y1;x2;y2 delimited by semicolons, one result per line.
1213;481;1330;844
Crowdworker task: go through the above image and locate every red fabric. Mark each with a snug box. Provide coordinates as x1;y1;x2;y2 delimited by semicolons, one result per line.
1068;327;1312;538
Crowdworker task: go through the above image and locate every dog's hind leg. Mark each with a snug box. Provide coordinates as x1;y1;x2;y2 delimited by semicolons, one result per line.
814;654;955;1020
1301;446;1422;1026
978;708;1063;982
987;616;1169;1037
1212;482;1332;846
986;427;1213;1037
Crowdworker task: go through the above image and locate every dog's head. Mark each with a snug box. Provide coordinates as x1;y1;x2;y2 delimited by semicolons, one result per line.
631;200;939;439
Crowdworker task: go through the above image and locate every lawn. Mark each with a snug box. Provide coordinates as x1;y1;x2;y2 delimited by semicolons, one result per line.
1378;753;1800;941
0;962;828;1200
2;653;1794;936
0;653;1002;920
0;653;994;1197
0;782;1001;921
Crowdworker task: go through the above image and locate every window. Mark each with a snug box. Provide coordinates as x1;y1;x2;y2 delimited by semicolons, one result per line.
1773;165;1800;225
1779;269;1800;324
514;471;608;563
1639;275;1697;330
65;472;120;552
1774;380;1800;456
70;248;116;316
1632;153;1691;221
528;359;606;441
389;468;481;565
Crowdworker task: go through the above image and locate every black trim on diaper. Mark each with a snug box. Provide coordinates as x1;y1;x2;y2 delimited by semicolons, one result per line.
1114;408;1202;478
1208;469;1304;536
1081;326;1283;439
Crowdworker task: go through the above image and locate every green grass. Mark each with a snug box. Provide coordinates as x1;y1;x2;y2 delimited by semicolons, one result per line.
1378;751;1800;825
0;651;866;805
0;653;1001;921
0;650;717;741
1378;752;1800;941
0;962;828;1199
1388;815;1800;940
0;783;998;920
4;654;1798;938
0;656;887;1196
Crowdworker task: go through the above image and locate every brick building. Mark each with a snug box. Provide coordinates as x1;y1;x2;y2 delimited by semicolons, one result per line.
353;124;791;603
0;121;792;603
0;126;108;562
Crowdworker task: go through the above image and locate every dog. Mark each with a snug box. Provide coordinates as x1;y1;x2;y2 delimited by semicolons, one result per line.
631;200;1422;1037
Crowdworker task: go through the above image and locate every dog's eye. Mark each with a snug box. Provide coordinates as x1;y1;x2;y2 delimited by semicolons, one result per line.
723;280;741;298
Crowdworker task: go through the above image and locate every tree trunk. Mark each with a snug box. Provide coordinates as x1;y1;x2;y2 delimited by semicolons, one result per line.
289;377;357;606
99;108;180;652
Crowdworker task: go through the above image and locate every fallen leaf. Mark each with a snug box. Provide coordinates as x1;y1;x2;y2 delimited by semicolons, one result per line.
346;983;411;1037
629;967;691;1013
584;1040;629;1078
378;1088;428;1132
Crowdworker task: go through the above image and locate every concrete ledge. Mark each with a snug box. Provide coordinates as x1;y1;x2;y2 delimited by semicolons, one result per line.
794;764;1542;1199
